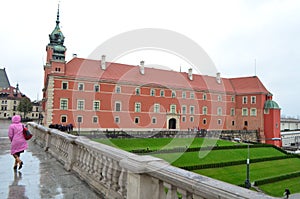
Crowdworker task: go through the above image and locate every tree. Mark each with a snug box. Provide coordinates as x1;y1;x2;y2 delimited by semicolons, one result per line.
17;97;33;119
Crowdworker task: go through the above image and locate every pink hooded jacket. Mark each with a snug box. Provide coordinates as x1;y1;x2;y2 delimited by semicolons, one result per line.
8;115;28;155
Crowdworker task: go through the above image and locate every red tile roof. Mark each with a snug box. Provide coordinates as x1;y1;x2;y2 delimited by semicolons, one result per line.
0;86;27;99
61;58;268;95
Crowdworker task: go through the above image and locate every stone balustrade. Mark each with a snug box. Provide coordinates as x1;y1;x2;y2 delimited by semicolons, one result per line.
28;122;275;199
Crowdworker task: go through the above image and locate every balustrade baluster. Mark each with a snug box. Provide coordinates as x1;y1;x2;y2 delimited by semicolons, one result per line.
111;160;121;191
164;182;177;199
118;168;127;197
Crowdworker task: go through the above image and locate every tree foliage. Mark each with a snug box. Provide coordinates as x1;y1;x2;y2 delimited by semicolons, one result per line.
17;97;33;119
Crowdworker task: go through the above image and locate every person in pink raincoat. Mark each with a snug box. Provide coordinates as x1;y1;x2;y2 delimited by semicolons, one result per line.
8;115;28;170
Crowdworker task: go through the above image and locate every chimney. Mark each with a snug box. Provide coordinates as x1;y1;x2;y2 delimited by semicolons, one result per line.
140;60;145;75
216;72;221;84
188;68;193;80
101;55;106;70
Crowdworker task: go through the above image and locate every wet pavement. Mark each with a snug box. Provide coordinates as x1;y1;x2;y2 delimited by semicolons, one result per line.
0;120;103;199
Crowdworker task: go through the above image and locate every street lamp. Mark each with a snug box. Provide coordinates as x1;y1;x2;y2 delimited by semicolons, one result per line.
245;144;251;189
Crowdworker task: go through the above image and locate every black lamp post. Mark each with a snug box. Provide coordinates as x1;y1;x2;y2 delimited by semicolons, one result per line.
245;144;251;189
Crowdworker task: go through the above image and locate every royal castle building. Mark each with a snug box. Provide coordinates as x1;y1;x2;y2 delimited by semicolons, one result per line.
42;8;281;146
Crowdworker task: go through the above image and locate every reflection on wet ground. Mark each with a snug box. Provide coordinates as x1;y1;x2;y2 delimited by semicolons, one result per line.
0;120;103;199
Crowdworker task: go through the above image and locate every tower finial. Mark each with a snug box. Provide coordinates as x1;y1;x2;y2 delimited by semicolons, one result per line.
56;4;60;25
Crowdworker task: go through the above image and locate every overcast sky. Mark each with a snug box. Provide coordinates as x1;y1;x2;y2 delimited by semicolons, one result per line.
0;0;299;117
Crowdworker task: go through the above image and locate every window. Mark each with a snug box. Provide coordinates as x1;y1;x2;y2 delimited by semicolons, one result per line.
14;101;17;104
61;115;67;123
182;91;186;99
182;105;187;114
135;102;141;112
242;96;247;104
244;121;248;126
170;104;176;113
115;85;121;93
134;117;139;124
218;95;222;101
77;116;83;123
93;116;98;123
250;108;257;116
203;93;207;100
152;117;157;124
251;96;256;104
217;107;222;116
60;99;68;110
93;101;100;111
94;84;100;92
203;118;207;125
78;83;84;91
242;108;248;116
62;82;68;90
190;116;194;122
171;90;176;98
190;92;195;99
135;87;140;95
190;106;195;115
115;102;121;112
77;100;85;110
232;121;235;126
202;106;208;115
264;109;269;114
160;89;164;97
231;108;235;116
182;116;186;122
150;89;156;96
114;116;120;123
154;103;160;113
218;119;222;125
231;96;235;102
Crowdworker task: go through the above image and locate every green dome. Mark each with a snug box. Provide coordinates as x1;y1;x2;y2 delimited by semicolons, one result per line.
53;45;66;53
264;100;280;109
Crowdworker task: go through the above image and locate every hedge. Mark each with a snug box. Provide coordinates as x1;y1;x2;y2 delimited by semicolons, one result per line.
180;155;297;171
254;171;300;186
130;143;273;154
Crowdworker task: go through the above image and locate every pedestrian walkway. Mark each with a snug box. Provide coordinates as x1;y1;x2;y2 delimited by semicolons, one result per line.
0;120;103;199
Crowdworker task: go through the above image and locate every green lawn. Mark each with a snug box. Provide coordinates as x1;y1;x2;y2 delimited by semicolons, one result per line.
153;147;286;167
259;176;300;197
94;137;238;151
194;158;300;185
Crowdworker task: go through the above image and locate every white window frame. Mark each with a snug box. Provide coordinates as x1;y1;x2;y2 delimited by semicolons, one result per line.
94;84;100;92
77;100;85;110
242;96;247;104
182;91;186;99
150;89;156;96
242;108;248;116
92;116;98;123
60;98;68;110
62;82;68;90
171;90;176;98
114;116;120;123
202;106;208;115
251;96;256;104
152;117;157;124
170;104;176;113
135;102;141;112
231;108;235;116
115;85;121;93
182;105;187;114
160;89;164;97
78;83;84;91
217;107;222;116
93;100;100;111
190;92;195;99
154;103;160;113
190;106;195;115
115;101;121;112
61;115;67;123
250;108;257;116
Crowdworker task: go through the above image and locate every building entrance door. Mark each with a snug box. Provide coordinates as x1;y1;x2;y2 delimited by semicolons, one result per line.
168;118;176;129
